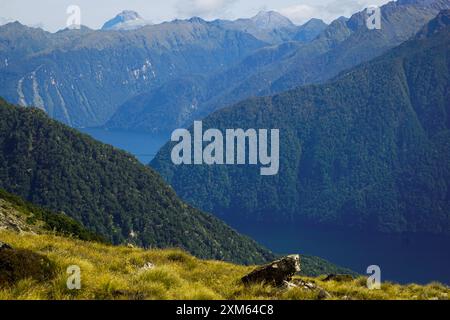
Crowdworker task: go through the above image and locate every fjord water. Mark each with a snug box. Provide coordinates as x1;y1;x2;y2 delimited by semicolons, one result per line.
80;128;169;163
231;220;450;285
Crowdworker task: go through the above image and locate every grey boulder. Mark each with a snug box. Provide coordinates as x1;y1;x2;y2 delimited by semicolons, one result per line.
242;255;301;286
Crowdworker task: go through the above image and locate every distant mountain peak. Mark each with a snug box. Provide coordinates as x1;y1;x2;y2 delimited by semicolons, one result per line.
294;18;328;42
250;10;294;29
188;16;207;24
120;10;140;19
57;25;93;33
101;10;151;31
305;18;326;24
302;18;327;29
0;21;31;31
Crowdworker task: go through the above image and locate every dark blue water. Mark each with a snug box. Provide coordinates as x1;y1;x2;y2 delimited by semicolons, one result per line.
80;128;169;164
231;221;450;285
78;128;450;285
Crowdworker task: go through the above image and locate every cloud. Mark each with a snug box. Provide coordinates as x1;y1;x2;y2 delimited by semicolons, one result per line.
279;5;322;25
0;17;13;26
279;0;390;25
176;0;236;19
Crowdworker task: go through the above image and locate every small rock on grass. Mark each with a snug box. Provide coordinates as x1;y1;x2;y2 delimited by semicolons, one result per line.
141;262;155;271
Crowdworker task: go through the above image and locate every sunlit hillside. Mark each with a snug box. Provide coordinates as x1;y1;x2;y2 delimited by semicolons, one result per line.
1;230;448;300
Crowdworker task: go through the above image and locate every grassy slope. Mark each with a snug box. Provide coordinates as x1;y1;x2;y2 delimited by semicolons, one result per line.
0;230;448;300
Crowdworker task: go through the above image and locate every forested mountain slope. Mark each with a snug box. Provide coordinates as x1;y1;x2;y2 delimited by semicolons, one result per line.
0;99;274;264
152;11;450;235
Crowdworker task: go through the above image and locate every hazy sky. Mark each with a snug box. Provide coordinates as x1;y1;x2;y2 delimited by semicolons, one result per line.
0;0;391;32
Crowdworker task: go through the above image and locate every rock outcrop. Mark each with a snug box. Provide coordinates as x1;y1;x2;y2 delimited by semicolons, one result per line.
0;199;35;233
242;255;301;286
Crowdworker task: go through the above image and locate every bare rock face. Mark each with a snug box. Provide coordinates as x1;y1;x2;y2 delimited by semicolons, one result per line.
242;255;301;286
0;199;35;233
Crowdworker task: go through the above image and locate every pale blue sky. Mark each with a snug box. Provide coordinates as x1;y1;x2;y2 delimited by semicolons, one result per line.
0;0;390;32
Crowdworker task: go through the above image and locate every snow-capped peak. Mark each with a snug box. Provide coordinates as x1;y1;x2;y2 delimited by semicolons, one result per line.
101;10;151;31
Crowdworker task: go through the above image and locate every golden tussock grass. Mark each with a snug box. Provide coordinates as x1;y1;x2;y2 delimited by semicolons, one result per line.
0;230;448;300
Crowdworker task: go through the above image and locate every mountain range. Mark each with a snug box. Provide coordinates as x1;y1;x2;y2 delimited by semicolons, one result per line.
2;1;448;134
106;0;450;134
211;11;316;45
0;9;322;129
0;16;266;127
151;10;450;235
